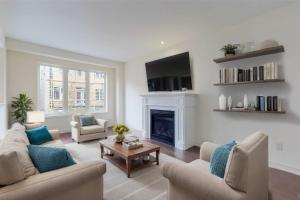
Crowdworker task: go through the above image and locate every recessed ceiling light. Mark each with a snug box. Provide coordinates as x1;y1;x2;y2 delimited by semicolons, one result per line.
160;41;165;45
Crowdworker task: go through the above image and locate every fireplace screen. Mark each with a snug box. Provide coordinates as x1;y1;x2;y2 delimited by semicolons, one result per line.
150;109;175;146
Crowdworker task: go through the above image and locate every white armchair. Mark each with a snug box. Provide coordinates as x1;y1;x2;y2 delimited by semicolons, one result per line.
162;131;268;200
70;114;108;143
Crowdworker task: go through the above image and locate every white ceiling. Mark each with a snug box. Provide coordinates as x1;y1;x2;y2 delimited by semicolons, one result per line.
0;0;296;61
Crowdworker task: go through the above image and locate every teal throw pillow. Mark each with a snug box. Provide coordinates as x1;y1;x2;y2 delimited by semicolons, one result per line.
79;115;97;126
210;140;237;178
27;145;76;173
25;126;53;145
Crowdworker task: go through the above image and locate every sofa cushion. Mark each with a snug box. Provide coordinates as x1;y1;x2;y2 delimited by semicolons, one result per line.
26;126;53;145
0;151;25;185
28;145;76;173
79;115;97;126
189;159;210;173
42;139;65;148
0;129;36;178
210;141;236;178
80;125;105;135
5;127;30;145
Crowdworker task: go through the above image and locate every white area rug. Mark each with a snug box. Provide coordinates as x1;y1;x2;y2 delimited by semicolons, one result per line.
65;141;183;200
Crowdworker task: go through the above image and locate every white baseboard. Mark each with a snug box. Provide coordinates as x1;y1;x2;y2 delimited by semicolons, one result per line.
269;161;300;175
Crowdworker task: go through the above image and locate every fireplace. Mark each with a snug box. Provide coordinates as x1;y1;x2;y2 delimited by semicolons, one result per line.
150;109;175;146
142;92;197;150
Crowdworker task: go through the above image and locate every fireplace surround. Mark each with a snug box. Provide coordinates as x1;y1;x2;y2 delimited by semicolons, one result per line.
141;92;197;150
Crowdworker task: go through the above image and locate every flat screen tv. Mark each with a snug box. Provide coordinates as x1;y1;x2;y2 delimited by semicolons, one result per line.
145;52;192;92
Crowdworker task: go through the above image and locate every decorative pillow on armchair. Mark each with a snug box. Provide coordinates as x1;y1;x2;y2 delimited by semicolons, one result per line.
210;141;237;178
28;145;76;173
79;115;98;126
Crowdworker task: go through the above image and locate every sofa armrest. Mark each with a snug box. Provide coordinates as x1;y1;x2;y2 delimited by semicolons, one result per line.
0;160;106;200
70;121;79;128
162;162;245;200
49;129;60;140
200;142;219;162
96;119;108;129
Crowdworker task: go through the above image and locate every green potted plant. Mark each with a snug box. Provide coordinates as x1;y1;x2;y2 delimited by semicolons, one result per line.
112;124;129;143
221;44;238;56
11;93;33;124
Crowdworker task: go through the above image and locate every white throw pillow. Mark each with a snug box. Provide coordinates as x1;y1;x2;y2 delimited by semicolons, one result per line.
1;128;36;178
0;151;25;185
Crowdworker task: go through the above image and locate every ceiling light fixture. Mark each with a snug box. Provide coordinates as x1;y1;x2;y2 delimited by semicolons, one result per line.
160;41;165;45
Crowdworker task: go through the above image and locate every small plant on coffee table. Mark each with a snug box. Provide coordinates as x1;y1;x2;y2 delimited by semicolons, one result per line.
112;124;129;143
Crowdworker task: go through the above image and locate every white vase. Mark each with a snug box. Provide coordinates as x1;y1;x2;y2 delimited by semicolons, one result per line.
228;96;232;110
244;94;248;109
219;94;227;110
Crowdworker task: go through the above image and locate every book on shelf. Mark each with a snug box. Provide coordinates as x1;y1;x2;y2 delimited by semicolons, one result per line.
253;67;258;81
273;96;278;111
123;142;143;150
218;62;279;84
231;107;246;111
123;135;139;143
256;96;282;112
259;66;264;80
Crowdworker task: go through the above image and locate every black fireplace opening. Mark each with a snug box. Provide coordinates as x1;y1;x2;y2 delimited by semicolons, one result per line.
150;109;175;146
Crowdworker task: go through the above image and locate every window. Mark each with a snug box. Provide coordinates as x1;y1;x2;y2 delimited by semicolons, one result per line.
75;88;85;106
39;65;64;113
53;86;63;100
68;70;86;112
94;88;105;101
95;88;100;100
89;72;106;112
39;65;107;114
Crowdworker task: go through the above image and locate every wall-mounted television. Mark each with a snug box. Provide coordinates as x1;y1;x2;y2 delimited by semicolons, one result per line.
145;52;192;92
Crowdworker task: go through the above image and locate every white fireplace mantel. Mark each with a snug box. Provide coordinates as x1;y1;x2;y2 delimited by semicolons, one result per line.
141;92;198;150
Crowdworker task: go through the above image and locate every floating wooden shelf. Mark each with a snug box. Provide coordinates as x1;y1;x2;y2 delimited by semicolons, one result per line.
213;79;285;86
213;109;286;114
213;45;284;63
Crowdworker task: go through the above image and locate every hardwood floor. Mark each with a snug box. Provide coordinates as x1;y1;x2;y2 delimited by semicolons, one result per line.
61;132;300;200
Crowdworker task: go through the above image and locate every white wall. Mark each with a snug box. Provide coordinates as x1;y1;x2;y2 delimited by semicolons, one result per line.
6;39;125;132
0;28;6;103
125;2;300;174
0;27;7;138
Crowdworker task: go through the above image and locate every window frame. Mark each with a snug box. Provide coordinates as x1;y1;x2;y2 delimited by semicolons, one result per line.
53;86;63;100
95;88;100;101
38;63;108;117
89;71;107;113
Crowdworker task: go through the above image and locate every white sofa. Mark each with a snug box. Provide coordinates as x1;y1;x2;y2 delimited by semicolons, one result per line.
70;114;108;143
0;124;106;200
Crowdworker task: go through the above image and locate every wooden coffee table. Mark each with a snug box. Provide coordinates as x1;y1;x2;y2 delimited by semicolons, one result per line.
99;138;160;178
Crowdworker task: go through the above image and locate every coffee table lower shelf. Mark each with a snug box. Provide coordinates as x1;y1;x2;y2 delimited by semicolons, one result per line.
103;154;159;177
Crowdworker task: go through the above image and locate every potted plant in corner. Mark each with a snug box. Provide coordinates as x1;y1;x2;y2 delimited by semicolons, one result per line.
11;93;33;124
112;124;129;143
221;44;238;56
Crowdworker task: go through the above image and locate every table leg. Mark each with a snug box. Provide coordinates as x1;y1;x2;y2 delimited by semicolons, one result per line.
100;145;104;159
126;159;132;178
156;150;160;165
